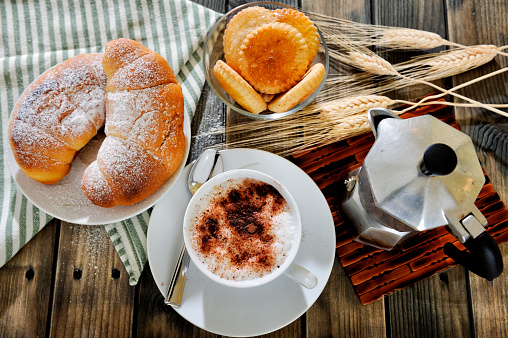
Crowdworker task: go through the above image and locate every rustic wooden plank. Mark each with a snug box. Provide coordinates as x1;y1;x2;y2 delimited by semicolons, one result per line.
369;0;476;336
300;0;387;337
469;244;508;337
190;0;228;162
137;267;216;337
49;224;135;337
373;0;448;101
445;0;508;204
446;0;508;336
386;267;471;338
190;85;227;162
0;218;58;337
189;0;228;162
307;260;387;337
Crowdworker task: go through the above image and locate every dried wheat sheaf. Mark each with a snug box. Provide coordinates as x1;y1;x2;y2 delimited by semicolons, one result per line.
206;11;508;156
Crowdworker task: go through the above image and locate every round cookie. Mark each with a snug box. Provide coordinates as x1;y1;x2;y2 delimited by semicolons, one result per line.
213;60;267;114
268;63;326;113
238;22;309;94
223;6;276;74
273;8;320;66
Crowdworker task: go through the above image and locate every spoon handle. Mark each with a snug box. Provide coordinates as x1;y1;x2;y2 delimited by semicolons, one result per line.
164;151;223;307
164;245;191;307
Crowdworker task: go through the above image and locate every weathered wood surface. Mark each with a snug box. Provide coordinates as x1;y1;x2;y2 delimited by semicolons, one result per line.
0;0;506;337
446;1;508;336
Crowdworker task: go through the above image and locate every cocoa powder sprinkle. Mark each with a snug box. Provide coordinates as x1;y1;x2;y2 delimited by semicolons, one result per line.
192;177;289;279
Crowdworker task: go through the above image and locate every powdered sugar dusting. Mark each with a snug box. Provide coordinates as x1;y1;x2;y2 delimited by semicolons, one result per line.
107;53;176;91
106;84;183;162
81;39;185;206
10;54;107;178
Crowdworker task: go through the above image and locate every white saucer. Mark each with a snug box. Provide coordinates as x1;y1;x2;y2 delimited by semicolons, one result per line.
5;111;191;225
147;148;336;337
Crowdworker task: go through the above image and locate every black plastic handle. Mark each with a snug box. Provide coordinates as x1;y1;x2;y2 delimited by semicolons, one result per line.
443;231;503;281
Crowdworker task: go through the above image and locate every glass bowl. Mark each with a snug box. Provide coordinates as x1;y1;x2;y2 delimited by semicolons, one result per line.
203;1;329;120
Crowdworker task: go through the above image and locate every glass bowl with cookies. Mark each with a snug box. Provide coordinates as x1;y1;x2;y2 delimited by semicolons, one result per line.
204;1;329;120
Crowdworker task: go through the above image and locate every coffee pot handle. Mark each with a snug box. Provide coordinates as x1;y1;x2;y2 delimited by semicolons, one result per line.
444;231;503;281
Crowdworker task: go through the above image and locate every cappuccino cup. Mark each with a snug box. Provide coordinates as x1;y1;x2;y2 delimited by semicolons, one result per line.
183;169;317;288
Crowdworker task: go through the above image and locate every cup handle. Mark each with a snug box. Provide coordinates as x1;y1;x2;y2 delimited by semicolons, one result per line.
283;263;318;289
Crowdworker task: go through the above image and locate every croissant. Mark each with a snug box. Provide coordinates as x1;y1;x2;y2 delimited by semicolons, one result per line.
8;53;107;184
81;39;186;208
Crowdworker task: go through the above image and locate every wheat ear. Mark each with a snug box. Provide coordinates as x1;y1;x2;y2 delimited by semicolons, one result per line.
379;28;452;49
348;51;399;76
348;51;508;117
317;95;393;120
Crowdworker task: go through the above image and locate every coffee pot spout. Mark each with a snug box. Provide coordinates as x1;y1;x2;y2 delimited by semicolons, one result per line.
367;107;400;139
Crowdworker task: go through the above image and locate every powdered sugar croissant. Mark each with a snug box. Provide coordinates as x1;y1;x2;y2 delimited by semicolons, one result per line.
8;53;107;184
81;38;185;207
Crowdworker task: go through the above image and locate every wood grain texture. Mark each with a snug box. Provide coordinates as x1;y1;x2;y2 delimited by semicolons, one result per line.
372;0;448;101
469;244;508;337
137;267;216;337
0;0;507;337
386;267;471;338
446;1;508;337
300;1;386;337
446;0;508;202
191;84;227;162
189;0;227;162
0;219;58;337
49;224;135;337
369;1;477;337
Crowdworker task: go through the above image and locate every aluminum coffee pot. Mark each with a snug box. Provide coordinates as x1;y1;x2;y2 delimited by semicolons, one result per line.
341;108;503;280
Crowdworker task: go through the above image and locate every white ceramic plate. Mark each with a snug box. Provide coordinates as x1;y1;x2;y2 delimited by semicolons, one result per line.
5;112;191;225
147;148;336;337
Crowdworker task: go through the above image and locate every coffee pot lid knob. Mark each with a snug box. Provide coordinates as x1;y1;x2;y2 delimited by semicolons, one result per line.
420;143;458;176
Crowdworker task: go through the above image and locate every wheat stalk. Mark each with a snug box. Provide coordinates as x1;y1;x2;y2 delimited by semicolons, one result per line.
344;50;508;117
206;91;505;157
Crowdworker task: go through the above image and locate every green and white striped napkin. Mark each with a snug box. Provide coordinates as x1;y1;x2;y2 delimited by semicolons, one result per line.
0;0;221;285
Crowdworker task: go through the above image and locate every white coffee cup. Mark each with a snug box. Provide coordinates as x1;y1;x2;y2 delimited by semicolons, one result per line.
183;169;317;289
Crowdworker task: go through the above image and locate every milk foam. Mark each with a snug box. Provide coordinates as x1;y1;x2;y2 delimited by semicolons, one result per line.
189;177;296;282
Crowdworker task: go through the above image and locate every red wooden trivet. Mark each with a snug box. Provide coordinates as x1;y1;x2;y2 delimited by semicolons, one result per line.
290;104;508;305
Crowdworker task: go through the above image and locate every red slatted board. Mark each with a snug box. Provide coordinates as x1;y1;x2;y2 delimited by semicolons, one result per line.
290;103;508;304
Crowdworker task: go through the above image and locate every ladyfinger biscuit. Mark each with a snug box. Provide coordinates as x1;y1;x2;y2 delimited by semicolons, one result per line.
273;8;320;66
238;22;309;94
213;60;267;114
223;6;276;74
268;63;326;113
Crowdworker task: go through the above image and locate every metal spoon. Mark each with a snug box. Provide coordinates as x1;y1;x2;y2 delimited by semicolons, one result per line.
164;149;223;307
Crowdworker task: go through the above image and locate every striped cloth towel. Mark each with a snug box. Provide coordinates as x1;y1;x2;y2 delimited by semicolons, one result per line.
0;0;221;285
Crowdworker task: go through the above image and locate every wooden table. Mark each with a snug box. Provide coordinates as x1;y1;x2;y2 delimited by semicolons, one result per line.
1;0;507;336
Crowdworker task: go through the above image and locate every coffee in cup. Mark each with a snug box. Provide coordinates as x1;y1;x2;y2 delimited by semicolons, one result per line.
183;169;311;288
